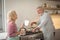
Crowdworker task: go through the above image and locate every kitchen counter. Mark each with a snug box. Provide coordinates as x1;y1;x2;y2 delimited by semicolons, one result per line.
19;31;44;40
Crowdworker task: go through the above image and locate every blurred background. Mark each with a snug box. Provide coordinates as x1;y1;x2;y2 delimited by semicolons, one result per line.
0;0;60;40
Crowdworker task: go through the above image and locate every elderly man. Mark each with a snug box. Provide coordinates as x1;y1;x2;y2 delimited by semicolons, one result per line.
32;7;55;40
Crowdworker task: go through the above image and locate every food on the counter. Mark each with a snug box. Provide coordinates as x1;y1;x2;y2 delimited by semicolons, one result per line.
31;22;37;28
19;22;41;36
19;28;26;35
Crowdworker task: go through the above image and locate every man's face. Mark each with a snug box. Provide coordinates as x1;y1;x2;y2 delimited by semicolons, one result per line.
37;8;44;14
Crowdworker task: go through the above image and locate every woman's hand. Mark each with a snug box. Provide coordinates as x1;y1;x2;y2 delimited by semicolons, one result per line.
16;32;20;35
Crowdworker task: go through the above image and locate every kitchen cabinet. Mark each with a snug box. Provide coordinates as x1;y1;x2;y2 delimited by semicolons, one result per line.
44;7;60;10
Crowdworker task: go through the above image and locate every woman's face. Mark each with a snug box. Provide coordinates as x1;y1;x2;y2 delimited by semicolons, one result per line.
14;13;17;20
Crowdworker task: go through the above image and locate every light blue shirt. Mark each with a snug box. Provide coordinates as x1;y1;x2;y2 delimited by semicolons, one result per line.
37;12;55;40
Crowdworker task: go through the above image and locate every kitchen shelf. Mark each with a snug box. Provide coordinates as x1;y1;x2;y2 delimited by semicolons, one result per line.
44;7;60;10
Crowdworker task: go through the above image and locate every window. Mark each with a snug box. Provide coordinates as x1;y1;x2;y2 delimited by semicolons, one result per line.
0;0;3;32
0;0;6;32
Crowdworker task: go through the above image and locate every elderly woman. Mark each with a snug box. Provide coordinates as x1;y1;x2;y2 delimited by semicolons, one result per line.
7;10;20;40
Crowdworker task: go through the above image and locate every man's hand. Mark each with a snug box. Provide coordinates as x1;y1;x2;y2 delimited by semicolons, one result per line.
32;27;37;32
32;29;36;32
32;27;40;32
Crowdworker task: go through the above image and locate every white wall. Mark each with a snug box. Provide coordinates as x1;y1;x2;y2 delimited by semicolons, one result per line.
5;0;60;31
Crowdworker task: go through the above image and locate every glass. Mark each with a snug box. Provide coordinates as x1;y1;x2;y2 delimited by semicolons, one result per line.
24;20;29;26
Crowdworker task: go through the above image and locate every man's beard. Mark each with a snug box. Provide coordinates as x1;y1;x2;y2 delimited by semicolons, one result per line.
38;13;43;16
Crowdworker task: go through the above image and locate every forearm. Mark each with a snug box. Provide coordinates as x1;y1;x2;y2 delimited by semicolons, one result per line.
34;27;40;30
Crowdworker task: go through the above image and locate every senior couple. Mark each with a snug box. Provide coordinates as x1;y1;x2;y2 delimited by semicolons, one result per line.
7;6;55;40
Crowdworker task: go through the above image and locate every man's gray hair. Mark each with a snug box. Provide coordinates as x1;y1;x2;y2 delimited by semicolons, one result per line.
37;6;44;9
